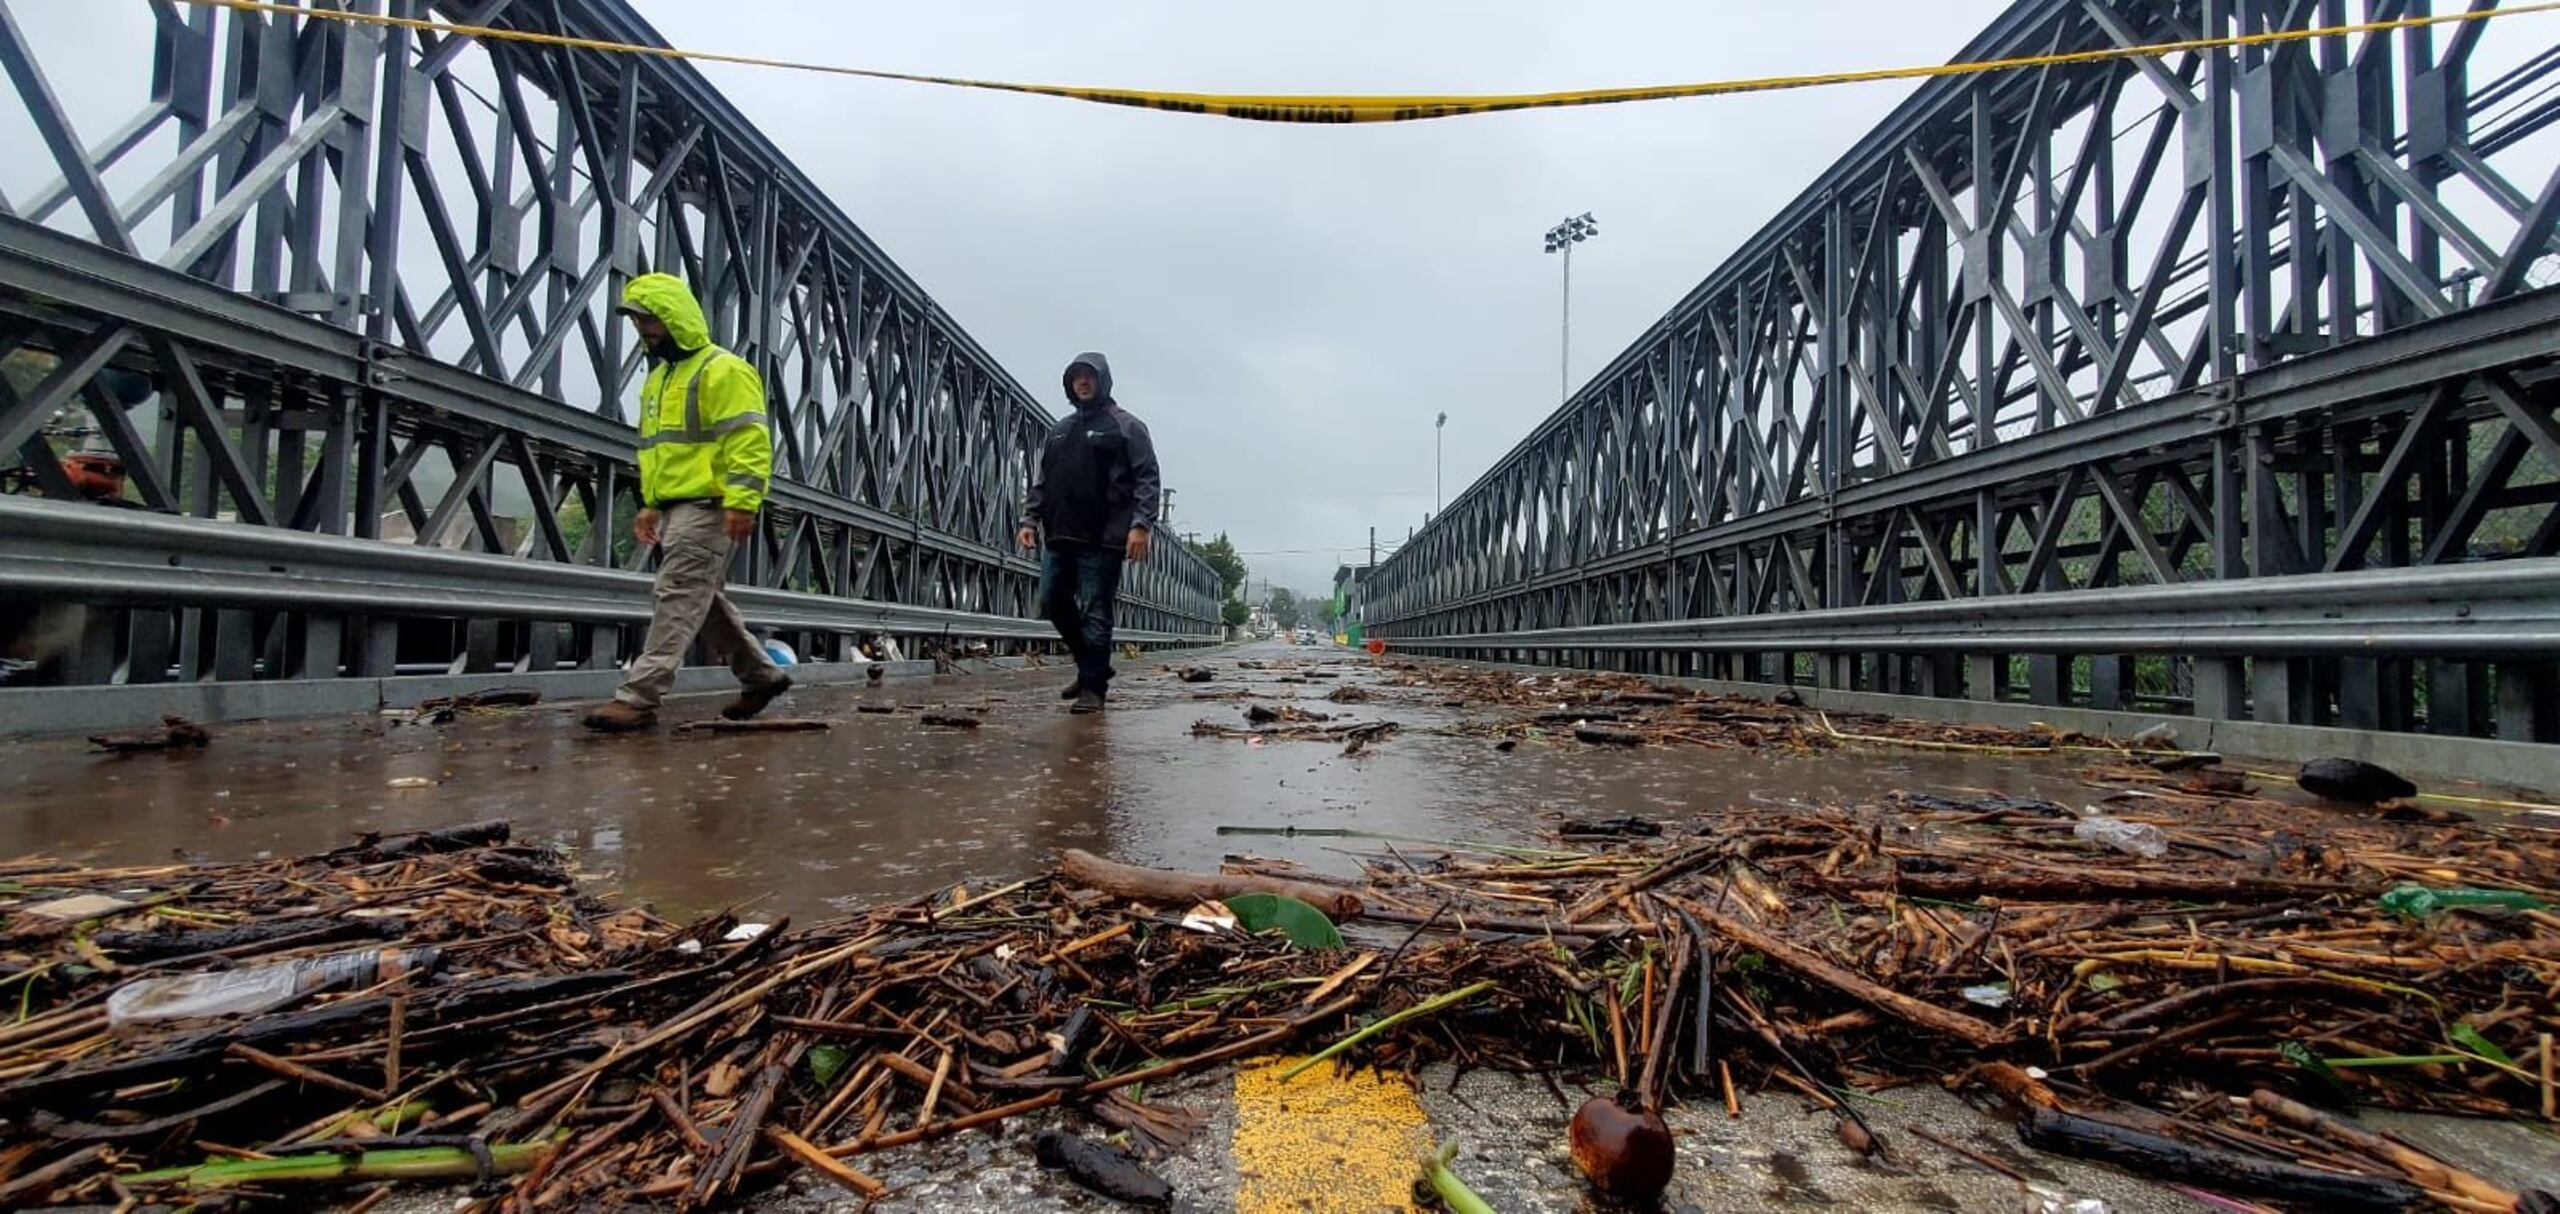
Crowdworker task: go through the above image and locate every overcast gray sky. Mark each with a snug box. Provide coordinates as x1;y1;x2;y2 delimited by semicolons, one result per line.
626;0;2012;592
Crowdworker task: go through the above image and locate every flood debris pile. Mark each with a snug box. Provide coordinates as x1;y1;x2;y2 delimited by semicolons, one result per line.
1190;716;1401;757
3;788;2554;1210
1264;786;2555;1210
1196;660;2160;761
1390;663;2146;756
84;715;212;756
0;827;1517;1209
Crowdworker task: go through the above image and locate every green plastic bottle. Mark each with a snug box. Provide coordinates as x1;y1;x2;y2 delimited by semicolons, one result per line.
2380;883;2547;919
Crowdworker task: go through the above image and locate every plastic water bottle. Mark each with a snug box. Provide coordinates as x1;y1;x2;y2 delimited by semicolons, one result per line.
107;946;440;1030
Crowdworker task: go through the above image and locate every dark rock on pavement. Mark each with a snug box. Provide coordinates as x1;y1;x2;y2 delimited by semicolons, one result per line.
2297;758;2417;804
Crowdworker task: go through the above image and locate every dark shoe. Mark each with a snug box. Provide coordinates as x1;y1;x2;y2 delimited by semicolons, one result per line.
1070;688;1106;715
722;672;794;721
582;700;657;733
1059;678;1086;701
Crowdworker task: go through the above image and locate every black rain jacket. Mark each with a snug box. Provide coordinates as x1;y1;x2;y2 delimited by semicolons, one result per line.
1023;352;1160;548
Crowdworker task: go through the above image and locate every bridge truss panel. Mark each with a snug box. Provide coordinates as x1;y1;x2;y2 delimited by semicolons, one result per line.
1370;0;2560;741
0;0;1220;690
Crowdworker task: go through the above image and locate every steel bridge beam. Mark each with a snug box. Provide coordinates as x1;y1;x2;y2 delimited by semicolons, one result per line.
0;0;1219;702
1370;0;2560;743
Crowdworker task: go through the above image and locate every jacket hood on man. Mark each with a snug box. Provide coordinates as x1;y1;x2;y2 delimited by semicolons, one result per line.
621;273;713;353
1063;352;1114;409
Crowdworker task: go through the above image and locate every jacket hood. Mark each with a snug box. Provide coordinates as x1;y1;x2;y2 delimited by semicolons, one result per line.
621;273;712;352
1063;352;1114;409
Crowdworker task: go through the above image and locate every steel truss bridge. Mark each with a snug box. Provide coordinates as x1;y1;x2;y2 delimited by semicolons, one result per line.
1370;0;2560;753
0;0;1221;704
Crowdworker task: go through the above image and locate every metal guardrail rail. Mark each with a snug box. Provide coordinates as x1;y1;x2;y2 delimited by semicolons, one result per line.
1383;557;2560;657
0;495;1197;646
1368;0;2560;743
0;0;1220;700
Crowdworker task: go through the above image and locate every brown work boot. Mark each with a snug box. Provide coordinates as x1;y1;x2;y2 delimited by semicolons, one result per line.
1058;678;1085;701
721;672;794;721
581;700;657;733
1070;687;1106;715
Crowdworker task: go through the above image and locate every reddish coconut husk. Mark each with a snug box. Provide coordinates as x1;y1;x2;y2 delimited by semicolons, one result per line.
1568;1088;1674;1200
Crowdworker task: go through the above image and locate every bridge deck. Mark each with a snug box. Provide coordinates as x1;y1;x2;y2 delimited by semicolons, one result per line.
4;645;2113;921
11;643;2558;1212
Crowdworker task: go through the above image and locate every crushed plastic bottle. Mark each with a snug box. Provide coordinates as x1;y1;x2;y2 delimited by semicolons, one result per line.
2072;813;2168;859
106;946;440;1030
2379;883;2548;919
1961;983;2014;1008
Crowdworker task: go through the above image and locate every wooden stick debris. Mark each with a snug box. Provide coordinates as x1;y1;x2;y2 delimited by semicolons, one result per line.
2247;1088;2515;1208
1668;896;2005;1049
225;1043;388;1104
831;1091;1066;1157
1058;849;1363;918
765;1127;885;1199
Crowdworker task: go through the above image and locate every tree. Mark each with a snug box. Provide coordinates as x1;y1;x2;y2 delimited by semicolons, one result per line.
1195;533;1248;602
1221;599;1251;630
1318;595;1342;630
1269;587;1301;630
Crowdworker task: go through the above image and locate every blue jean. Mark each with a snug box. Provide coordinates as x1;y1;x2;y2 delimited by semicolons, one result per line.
1039;544;1124;690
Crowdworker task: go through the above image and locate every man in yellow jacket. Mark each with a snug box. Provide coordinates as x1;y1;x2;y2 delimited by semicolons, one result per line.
583;274;792;732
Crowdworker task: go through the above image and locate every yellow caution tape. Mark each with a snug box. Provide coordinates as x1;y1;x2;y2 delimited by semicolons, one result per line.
176;0;2560;123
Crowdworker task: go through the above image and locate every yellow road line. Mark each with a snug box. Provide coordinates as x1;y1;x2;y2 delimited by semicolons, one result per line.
175;0;2560;125
1233;1055;1429;1214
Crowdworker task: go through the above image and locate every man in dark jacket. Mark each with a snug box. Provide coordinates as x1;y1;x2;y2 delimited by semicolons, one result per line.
1016;352;1159;714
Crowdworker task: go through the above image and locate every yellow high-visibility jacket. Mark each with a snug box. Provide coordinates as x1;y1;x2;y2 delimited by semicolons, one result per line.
624;274;772;514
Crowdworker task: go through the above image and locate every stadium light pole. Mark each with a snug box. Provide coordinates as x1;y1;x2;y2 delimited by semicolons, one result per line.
1543;212;1598;404
1435;410;1447;513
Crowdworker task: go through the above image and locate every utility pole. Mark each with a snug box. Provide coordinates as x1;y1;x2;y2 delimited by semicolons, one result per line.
1369;526;1377;569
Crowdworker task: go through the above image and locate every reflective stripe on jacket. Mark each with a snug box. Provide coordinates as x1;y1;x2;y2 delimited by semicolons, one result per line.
625;274;773;514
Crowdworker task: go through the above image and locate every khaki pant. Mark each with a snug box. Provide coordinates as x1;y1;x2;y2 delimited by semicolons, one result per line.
615;501;783;709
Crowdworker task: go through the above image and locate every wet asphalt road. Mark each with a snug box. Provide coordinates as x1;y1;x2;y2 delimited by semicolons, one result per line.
12;642;2552;1212
2;641;2100;926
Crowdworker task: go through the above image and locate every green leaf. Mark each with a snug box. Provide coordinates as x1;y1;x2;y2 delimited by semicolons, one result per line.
1222;894;1344;949
2281;1040;2351;1099
807;1045;851;1088
2449;1024;2517;1068
2085;971;2124;994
